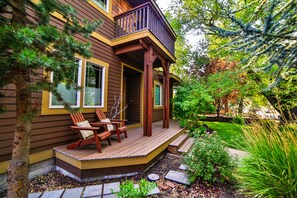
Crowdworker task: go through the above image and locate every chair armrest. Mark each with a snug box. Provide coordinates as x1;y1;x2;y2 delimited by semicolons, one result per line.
70;126;100;130
96;121;122;125
110;119;127;122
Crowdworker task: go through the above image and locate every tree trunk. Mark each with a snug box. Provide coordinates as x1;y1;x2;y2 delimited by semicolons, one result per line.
247;70;296;122
216;99;220;119
7;74;32;198
224;99;229;114
238;98;244;115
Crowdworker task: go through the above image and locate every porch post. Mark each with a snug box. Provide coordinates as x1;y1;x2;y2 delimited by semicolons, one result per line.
143;46;154;137
162;61;170;128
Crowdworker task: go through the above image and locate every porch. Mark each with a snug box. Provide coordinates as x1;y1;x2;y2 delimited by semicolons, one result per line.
54;120;185;182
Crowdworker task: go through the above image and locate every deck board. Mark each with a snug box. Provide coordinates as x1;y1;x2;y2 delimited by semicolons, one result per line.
54;120;183;161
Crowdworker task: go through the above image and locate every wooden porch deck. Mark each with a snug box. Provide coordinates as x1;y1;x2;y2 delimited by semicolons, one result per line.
54;120;185;181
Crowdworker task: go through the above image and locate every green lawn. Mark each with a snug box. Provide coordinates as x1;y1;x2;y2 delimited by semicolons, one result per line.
204;121;246;150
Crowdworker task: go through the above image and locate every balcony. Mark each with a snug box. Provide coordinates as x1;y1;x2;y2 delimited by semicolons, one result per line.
114;2;176;56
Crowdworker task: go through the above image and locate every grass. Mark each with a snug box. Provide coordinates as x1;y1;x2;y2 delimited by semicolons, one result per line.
204;121;246;150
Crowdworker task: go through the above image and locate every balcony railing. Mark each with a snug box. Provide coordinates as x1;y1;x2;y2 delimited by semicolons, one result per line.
114;2;175;56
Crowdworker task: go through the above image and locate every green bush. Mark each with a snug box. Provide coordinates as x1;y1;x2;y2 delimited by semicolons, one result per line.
183;134;237;183
236;122;297;197
116;179;156;198
232;115;245;125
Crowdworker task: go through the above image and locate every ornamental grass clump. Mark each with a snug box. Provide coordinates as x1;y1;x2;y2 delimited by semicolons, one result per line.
183;134;237;184
236;121;297;197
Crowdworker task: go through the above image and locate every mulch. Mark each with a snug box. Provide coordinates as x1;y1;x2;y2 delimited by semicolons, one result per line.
0;153;245;197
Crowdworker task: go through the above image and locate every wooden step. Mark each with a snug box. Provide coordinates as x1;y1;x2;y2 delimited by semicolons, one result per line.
168;133;188;154
178;138;195;154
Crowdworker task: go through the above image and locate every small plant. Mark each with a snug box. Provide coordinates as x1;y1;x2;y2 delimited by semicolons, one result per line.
232;115;244;125
183;134;237;184
236;121;297;197
116;179;156;198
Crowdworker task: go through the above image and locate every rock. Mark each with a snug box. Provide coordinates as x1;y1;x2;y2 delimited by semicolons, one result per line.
103;182;120;195
41;189;64;198
165;170;190;185
83;185;103;198
147;173;160;181
179;164;187;171
62;187;83;198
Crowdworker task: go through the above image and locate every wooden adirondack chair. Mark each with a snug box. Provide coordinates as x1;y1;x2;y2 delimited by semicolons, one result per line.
96;109;128;143
68;112;111;153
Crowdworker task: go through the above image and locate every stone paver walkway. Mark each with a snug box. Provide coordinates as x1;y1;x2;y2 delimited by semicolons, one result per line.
226;148;248;159
28;181;159;198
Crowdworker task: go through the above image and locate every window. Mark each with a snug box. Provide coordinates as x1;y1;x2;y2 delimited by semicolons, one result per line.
50;59;82;108
92;0;109;12
84;61;105;107
154;84;163;106
42;57;109;115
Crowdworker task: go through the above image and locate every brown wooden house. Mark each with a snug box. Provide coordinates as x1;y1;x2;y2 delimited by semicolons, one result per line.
0;0;183;183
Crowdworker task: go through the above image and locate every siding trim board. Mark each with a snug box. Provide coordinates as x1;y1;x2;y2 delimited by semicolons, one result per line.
0;149;54;174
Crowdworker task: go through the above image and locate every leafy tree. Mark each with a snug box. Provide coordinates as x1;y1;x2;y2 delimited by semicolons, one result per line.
173;80;215;125
204;70;239;118
172;0;297;120
0;1;101;197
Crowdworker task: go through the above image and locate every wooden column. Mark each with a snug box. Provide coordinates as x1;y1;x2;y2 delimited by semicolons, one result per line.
143;46;154;137
162;61;170;128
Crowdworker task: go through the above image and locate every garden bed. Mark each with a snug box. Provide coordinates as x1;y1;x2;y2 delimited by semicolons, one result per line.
0;153;245;197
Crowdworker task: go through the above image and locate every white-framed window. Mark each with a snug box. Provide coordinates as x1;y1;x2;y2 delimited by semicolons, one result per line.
49;59;82;108
92;0;109;12
83;61;105;108
154;84;163;106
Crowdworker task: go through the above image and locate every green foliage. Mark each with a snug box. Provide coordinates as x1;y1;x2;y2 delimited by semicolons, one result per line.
0;0;102;113
170;0;297;119
173;80;215;125
232;115;245;125
236;121;297;197
183;134;237;183
116;179;156;198
186;121;206;138
205;122;246;150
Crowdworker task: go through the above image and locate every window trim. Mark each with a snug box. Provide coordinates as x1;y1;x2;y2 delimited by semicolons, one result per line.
87;0;114;22
41;57;109;115
49;58;82;109
83;60;106;108
92;0;109;12
154;80;163;109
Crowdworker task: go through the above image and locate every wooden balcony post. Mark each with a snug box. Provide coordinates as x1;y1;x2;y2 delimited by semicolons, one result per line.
144;46;154;137
162;61;170;128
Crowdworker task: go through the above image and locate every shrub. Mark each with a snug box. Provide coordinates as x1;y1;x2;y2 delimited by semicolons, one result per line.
236;122;297;197
116;179;156;198
183;134;237;183
232;115;245;125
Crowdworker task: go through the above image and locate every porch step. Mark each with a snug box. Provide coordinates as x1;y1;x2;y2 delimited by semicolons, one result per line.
178;138;195;154
168;133;189;154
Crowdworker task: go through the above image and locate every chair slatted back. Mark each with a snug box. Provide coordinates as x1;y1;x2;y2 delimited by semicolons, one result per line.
70;112;85;124
96;109;107;120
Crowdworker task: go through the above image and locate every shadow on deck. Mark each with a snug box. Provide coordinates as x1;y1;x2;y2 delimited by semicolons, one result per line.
54;120;185;182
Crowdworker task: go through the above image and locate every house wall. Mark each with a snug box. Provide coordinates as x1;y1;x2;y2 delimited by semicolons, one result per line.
0;0;131;164
0;0;168;166
112;0;132;16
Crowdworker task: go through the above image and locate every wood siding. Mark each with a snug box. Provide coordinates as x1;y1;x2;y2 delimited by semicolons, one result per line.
112;0;132;16
0;0;172;163
0;0;126;163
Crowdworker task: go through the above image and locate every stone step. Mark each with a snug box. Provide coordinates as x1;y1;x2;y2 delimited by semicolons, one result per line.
178;138;195;154
168;133;189;154
165;170;190;185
